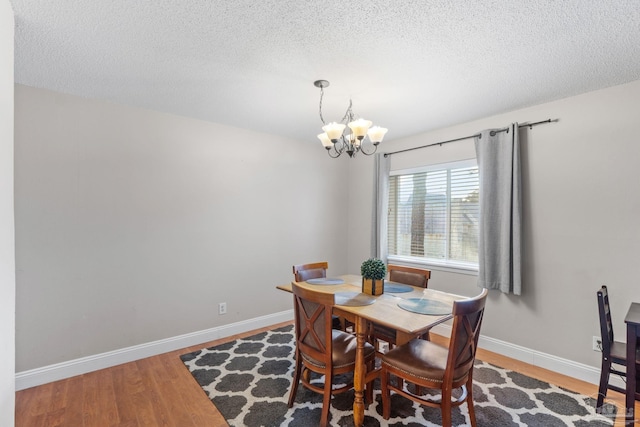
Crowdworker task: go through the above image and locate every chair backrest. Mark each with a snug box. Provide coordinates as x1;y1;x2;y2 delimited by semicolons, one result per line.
291;283;334;366
293;262;328;282
597;285;614;356
446;289;488;384
388;264;431;288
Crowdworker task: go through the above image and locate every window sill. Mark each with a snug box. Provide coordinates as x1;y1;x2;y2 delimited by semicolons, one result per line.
387;255;478;276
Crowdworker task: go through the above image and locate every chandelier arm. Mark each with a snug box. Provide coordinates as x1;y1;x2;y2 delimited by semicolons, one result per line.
327;140;344;158
359;141;379;156
327;147;342;158
339;99;353;124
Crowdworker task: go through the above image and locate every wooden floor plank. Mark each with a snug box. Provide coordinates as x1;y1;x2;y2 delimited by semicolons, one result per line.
95;368;119;426
16;320;636;426
15;386;39;426
135;358;175;427
111;364;141;427
80;372;99;427
60;375;84;427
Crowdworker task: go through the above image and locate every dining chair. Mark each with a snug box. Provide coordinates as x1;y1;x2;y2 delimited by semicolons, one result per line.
292;262;328;282
292;262;346;330
369;265;432;352
596;285;640;412
380;289;488;427
288;283;376;427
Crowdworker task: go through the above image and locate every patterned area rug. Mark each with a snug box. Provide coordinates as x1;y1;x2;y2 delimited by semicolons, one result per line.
180;325;616;426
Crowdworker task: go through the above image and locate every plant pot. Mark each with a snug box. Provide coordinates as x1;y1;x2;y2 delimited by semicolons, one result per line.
362;278;384;296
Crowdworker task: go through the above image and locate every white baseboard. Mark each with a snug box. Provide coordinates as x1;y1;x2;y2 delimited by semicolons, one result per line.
17;312;617;393
430;324;623;391
15;310;294;391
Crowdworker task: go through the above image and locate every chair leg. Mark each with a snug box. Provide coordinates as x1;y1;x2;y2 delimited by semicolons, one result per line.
365;358;376;405
441;386;453;427
320;373;332;427
288;355;302;407
381;368;391;419
465;380;477;427
596;358;612;413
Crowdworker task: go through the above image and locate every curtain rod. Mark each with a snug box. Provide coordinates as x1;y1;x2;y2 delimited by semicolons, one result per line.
383;119;556;157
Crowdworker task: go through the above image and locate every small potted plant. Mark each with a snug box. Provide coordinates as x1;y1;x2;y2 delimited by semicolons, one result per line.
361;258;387;296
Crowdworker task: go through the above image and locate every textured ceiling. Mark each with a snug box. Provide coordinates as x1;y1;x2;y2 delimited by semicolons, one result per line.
10;0;640;143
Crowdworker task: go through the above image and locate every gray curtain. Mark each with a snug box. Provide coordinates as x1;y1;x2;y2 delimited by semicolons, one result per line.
475;123;522;295
371;153;390;261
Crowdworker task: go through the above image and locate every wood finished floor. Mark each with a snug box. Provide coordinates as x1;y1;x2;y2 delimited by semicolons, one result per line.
16;321;639;426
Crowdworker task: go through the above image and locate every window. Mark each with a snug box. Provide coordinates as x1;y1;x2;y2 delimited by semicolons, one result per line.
387;160;479;270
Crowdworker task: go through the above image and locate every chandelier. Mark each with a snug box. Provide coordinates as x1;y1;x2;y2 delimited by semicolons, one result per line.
314;80;388;158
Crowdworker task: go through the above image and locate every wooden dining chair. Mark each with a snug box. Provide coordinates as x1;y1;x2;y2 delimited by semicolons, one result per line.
292;262;328;282
596;285;640;412
288;283;376;427
380;289;488;427
369;265;432;352
292;262;346;330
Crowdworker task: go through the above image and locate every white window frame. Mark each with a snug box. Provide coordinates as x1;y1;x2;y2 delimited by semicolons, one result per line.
387;159;479;276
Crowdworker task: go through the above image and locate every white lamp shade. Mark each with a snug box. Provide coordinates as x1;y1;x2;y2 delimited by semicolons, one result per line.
367;126;388;143
317;133;333;148
348;118;372;139
322;122;346;141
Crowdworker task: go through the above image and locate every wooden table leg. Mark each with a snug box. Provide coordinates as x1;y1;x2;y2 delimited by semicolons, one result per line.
626;322;637;426
352;316;366;427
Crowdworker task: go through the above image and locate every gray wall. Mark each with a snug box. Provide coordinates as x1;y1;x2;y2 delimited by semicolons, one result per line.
1;0;15;424
14;85;349;371
347;79;640;368
14;76;640;376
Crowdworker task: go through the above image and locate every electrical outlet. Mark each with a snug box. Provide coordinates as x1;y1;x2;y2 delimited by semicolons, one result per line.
593;335;602;351
219;302;227;315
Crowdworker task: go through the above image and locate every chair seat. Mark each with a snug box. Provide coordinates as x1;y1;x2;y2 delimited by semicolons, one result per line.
302;330;375;369
610;340;629;362
382;339;467;382
610;340;640;366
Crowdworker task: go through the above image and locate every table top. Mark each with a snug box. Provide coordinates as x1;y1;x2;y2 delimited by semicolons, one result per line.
625;302;640;326
277;274;466;335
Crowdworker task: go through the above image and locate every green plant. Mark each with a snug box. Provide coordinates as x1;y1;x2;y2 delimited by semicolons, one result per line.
360;258;387;280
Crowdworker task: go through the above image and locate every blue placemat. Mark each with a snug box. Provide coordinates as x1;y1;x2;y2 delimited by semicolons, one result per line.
397;298;452;315
305;277;344;285
384;282;413;293
334;291;376;307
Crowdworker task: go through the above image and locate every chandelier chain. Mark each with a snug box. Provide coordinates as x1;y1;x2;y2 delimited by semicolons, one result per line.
318;86;326;125
318;86;355;126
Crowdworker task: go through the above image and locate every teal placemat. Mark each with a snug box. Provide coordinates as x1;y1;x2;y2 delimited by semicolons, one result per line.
334;291;376;307
384;282;413;293
306;278;344;285
398;298;452;315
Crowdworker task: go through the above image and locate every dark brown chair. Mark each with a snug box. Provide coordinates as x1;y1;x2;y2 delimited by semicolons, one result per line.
369;265;432;352
380;289;488;427
596;285;640;412
292;262;345;330
288;283;376;427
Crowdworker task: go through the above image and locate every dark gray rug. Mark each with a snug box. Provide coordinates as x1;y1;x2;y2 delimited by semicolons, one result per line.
180;325;616;426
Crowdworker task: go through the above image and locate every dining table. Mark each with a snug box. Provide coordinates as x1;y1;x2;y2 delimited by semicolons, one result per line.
277;274;465;427
625;302;640;426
